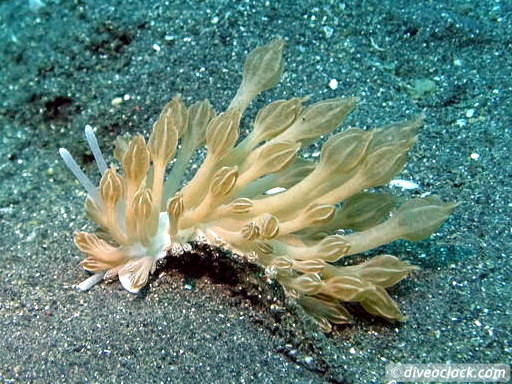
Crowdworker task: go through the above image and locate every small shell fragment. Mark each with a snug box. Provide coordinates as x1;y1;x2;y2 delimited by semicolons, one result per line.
389;179;420;190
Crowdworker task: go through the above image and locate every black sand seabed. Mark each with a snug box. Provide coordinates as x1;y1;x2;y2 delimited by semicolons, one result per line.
0;1;510;383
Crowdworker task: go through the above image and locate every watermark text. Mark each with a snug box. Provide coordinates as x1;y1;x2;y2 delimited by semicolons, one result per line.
385;363;510;382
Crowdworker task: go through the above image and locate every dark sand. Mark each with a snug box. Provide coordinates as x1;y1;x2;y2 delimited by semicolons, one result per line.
0;0;510;383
